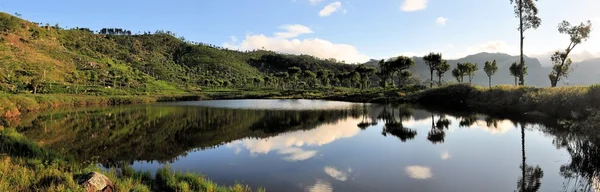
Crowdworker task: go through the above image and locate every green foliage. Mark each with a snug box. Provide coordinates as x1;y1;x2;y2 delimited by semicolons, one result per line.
484;60;498;87
355;64;376;90
0;13;20;33
549;20;593;87
423;52;443;88
434;60;451;86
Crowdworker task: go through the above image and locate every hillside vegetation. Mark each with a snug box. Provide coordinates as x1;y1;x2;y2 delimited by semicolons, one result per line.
0;12;356;95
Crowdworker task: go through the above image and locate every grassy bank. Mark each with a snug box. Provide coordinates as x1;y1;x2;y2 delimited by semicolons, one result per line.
0;94;204;118
411;84;600;119
0;128;263;192
202;86;423;103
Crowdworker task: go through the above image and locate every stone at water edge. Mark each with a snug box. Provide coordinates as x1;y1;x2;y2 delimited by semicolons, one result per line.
78;172;115;192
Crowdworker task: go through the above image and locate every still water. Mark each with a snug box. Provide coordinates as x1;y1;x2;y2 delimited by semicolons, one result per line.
14;99;600;192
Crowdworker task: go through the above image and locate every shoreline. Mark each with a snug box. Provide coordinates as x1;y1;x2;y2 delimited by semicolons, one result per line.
3;83;599;120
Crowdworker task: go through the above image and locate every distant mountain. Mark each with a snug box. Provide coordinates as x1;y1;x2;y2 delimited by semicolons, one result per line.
564;58;600;86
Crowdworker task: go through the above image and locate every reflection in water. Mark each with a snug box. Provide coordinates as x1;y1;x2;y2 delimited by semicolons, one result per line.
7;100;600;191
324;166;349;181
14;103;363;163
226;118;362;161
405;165;433;180
307;180;333;192
517;123;544;192
441;151;451;160
546;112;600;191
379;105;417;142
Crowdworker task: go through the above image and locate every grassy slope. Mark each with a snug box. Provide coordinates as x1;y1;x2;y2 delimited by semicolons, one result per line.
0;12;358;96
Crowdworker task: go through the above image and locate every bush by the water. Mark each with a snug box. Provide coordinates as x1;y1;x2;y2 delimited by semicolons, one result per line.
413;84;600;118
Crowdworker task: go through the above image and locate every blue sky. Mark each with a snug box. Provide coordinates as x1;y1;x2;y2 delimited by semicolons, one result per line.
2;0;598;64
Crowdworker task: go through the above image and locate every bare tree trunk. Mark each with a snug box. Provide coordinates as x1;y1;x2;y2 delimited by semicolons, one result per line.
518;0;525;86
489;76;492;88
430;69;434;88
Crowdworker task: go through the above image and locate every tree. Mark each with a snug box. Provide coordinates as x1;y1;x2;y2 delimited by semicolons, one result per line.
355;64;376;90
452;68;462;83
549;20;593;87
452;62;469;83
464;62;479;84
377;59;394;90
484;60;499;87
303;70;317;88
510;0;541;85
388;56;415;87
316;70;331;87
510;62;528;86
30;76;42;94
350;72;360;88
434;60;451;86
423;53;443;88
287;67;301;88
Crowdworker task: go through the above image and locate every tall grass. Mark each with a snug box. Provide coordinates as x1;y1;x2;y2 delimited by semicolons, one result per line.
413;84;600;118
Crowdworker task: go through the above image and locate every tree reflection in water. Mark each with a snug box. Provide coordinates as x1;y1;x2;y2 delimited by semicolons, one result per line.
516;123;544;192
379;104;417;142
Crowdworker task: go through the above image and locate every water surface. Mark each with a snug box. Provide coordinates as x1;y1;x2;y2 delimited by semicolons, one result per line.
14;99;600;192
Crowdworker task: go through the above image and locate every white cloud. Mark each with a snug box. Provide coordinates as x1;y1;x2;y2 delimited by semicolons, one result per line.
324;166;348;181
405;165;433;179
308;180;333;192
223;25;370;64
401;0;428;12
309;0;324;5
275;24;314;39
441;151;451;160
436;17;448;26
319;1;342;17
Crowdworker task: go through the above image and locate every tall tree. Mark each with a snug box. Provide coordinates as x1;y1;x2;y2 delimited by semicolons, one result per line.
484;60;499;87
377;59;393;90
453;62;469;83
287;67;301;89
316;70;331;87
423;53;443;88
355;64;377;90
303;70;317;88
510;0;541;85
509;62;528;86
465;62;479;84
452;68;462;83
434;60;451;86
549;20;593;87
388;56;415;87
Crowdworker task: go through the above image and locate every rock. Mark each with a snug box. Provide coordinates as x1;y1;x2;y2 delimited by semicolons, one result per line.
78;172;115;192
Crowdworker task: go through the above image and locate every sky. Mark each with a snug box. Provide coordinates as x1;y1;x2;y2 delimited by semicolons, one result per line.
2;0;599;65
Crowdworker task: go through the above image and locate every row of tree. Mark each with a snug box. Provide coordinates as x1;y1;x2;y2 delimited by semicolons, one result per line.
99;28;132;35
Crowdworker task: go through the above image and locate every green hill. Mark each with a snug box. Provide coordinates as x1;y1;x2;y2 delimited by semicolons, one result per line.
0;12;354;95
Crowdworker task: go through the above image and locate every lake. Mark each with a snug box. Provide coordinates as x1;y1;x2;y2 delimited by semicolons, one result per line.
13;99;600;192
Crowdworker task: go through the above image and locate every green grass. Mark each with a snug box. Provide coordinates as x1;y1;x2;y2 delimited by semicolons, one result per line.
0;128;264;192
